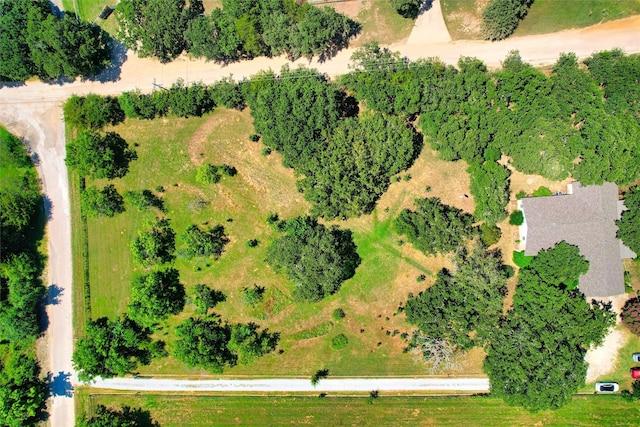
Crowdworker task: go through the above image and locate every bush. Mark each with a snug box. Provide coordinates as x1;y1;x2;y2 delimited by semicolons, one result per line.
416;274;426;283
220;164;238;177
621;297;640;337
513;250;534;268
515;190;527;200
532;186;553;197
331;333;348;350
480;223;502;246
246;239;259;248
509;210;524;226
196;164;221;184
242;284;265;306
332;308;346;321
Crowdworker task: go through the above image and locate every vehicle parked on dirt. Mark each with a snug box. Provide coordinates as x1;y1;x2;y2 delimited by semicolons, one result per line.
631;368;640;379
595;382;619;392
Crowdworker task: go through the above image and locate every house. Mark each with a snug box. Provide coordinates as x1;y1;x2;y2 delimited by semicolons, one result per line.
518;182;636;298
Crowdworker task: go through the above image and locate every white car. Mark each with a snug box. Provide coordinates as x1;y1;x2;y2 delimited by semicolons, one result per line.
595;382;619;393
633;353;640;363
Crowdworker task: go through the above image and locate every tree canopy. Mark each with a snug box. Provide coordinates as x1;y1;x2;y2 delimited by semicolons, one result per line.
617;186;640;255
265;217;361;302
77;404;160;427
65;131;137;180
394;197;475;256
128;269;186;328
481;0;533;41
81;185;125;218
173;316;235;373
131;218;176;266
483;242;615;411
0;350;47;427
179;224;229;259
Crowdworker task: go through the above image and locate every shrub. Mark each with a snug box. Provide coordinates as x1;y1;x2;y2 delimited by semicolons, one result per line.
331;334;348;350
532;186;553;197
480;223;502;246
249;134;260;142
513;250;534;268
332;308;346;321
509;210;524;226
246;239;259;248
220;164;237;177
621;297;640;337
196;164;221;184
416;274;426;283
261;147;272;156
515;190;527;200
242;284;265;306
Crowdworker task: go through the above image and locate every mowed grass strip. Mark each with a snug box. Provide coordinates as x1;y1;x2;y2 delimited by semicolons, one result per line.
81;393;640;426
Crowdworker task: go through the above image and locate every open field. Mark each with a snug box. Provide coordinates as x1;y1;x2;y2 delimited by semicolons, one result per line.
74;108;485;377
78;391;640;426
442;0;640;40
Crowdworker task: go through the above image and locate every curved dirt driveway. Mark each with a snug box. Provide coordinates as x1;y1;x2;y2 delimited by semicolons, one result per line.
0;16;639;427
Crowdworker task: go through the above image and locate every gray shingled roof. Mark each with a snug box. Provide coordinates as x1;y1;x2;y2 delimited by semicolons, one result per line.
520;182;634;298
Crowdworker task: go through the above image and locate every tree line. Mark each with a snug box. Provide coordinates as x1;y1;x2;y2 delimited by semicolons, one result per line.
0;0;111;82
116;0;360;64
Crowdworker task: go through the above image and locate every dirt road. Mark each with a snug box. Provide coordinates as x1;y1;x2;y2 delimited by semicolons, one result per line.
0;14;639;427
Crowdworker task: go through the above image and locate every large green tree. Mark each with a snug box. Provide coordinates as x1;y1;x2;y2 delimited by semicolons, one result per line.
481;0;533;41
265;217;361;302
617;186;640;255
81;185;125;218
128;268;185;328
131;218;176;266
179;224;229;259
0;350;47;427
65;131;137;180
173;316;235;373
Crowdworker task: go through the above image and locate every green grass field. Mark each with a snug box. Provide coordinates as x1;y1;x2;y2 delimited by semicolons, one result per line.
74;108;463;378
352;0;415;46
78;392;640;426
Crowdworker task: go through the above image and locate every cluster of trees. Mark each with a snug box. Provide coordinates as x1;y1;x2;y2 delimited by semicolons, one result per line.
343;47;640;226
0;127;47;426
617;186;640;255
484;242;616;411
405;244;509;351
394;197;475;256
174;316;279;372
481;0;533;40
247;66;421;218
265;216;360;302
179;224;229;259
78;405;160;427
0;0;111;81
116;0;359;64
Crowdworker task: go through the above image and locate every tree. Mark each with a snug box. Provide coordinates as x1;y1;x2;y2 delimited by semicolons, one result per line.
617;186;640;255
124;189;164;212
227;322;279;364
174;316;235;373
166;80;214;118
405;244;508;350
77;405;160;427
64;95;125;131
468;160;510;225
81;185;125;218
0;350;47;427
481;0;533;41
128;268;185;328
131;218;176;266
73;317;160;382
241;284;265;306
409;333;463;374
265;217;361;302
179;224;229;259
509;210;524;226
483;242;615;411
195;164;221;184
65;131;137;180
621;297;640;337
192;284;226;315
116;0;203;63
394;197;475;256
390;0;421;19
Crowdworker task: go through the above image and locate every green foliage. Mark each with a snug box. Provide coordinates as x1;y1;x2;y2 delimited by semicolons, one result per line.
174;316;235;373
242;284;266;307
245;239;259;248
621;380;640;402
331;333;348;350
65;131;137;180
480;223;502;246
405;244;508;350
118;90;169;120
77;404;160;427
167;80;214;118
468;161;510;225
332;308;346;321
179;224;228;259
394;197;474;256
484;242;615;411
481;0;533;40
124;189;164;212
220;164;238;177
291;321;334;341
81;185;125;218
209;77;246;110
621;297;640;337
64;95;125;131
532;186;552;197
192;284;226;315
310;368;329;387
265;217;361;302
73;316;160;382
389;0;421;19
509;210;524;226
131;218;176;266
0;0;111;81
227;322;279;365
617;186;640;255
0;349;47;427
195;164;221;184
128;268;185;328
512;250;533;268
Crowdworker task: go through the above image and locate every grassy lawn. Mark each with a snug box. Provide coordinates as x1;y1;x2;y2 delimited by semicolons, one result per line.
514;0;640;36
441;0;485;40
78;391;640;426
76;109;480;378
351;0;415;47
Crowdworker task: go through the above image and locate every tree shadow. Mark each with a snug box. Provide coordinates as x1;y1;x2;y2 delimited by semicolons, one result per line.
87;40;128;83
419;0;435;15
0;80;26;89
49;1;64;18
43;194;54;222
48;371;74;397
46;284;64;305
